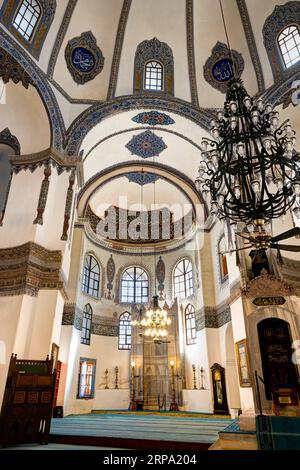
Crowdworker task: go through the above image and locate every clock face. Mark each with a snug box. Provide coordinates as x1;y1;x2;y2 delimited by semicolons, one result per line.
212;58;234;82
71;47;95;73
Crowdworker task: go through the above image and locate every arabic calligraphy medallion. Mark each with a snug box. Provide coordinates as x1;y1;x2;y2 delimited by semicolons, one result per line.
65;31;105;84
203;42;244;93
72;47;95;73
212;58;234;82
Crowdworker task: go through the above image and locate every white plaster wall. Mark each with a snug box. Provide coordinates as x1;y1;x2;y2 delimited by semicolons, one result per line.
245;0;285;89
230;297;255;413
53;0;123;101
116;0;191;101
0;82;50;153
62;329;131;415
219;322;241;411
184;329;210;392
0;168;43;247
0;295;24;405
20;290;63;359
182;389;213;413
194;0;258;108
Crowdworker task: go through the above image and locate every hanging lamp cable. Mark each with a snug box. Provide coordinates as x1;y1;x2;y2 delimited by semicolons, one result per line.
153;155;158;296
219;0;237;80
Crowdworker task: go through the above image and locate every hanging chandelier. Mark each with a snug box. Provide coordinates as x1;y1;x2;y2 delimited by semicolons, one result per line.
132;295;171;340
131;164;171;341
195;78;300;230
195;0;300;232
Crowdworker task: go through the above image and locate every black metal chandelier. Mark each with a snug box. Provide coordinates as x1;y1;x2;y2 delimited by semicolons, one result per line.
195;78;300;229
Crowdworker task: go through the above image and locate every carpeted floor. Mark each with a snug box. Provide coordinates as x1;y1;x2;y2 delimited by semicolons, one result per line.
91;410;231;419
50;413;234;447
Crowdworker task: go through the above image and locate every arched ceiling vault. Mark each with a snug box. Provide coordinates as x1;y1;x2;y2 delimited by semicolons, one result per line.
77;161;208;224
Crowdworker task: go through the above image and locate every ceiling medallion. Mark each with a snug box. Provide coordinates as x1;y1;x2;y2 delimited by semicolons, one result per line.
65;31;105;84
203;42;244;93
125;130;167;159
132;111;175;126
125;172;160;186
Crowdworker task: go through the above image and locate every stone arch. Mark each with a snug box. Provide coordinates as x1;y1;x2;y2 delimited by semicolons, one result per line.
0;31;64;150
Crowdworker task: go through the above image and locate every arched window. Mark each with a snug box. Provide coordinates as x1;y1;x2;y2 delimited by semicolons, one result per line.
13;0;41;41
134;38;174;95
82;254;100;298
121;266;149;304
262;3;300;81
278;25;300;69
144;61;163;91
118;312;131;350
218;236;228;282
185;304;196;346
173;259;194;300
81;304;93;345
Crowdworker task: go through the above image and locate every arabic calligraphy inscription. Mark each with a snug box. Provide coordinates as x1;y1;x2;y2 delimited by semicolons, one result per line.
72;47;95;73
203;42;244;93
212;58;234;82
65;31;105;84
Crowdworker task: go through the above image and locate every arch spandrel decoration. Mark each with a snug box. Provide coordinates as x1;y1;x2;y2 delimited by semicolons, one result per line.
0;0;57;60
134;37;174;96
262;1;300;81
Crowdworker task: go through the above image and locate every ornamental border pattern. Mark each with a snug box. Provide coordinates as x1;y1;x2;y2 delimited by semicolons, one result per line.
10;148;79;174
65;94;214;155
195;304;232;331
0;28;65;150
82;220;200;257
47;0;78;77
107;0;132;100
263;67;300;106
236;0;265;93
62;303;119;336
186;0;199;107
0;242;63;297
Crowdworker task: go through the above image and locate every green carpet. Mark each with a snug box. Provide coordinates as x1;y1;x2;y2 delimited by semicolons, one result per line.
91;410;231;419
257;416;300;450
50;413;234;445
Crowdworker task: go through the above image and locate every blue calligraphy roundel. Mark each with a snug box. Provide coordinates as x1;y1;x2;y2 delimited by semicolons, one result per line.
71;47;95;73
212;58;234;82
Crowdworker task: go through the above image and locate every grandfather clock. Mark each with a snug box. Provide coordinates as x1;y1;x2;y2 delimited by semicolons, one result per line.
211;363;229;414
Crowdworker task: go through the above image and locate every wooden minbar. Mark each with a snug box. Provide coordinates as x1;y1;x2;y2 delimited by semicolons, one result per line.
0;354;56;446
